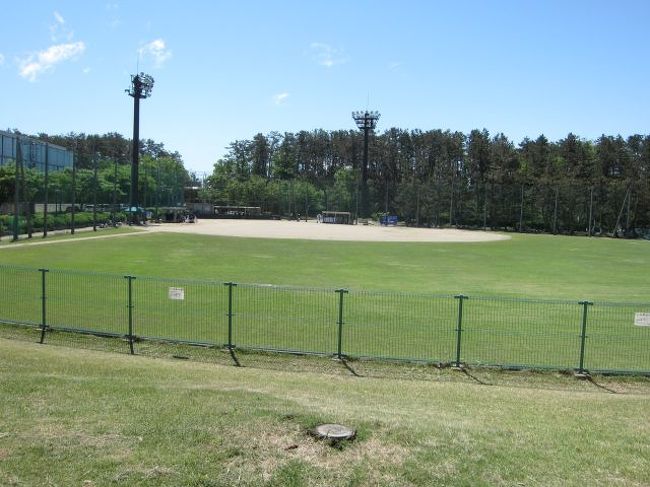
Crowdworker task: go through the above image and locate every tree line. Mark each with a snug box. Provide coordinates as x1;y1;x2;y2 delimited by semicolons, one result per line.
202;129;650;235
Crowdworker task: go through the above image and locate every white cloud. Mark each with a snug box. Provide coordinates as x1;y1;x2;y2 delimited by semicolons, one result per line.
310;42;348;68
82;66;91;74
0;53;4;65
19;42;86;81
50;11;74;42
273;92;289;105
138;38;172;68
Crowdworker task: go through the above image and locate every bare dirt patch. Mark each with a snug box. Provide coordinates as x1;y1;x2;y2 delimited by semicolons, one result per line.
145;219;509;243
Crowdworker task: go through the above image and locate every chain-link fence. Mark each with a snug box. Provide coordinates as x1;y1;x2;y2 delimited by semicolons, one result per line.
1;264;649;374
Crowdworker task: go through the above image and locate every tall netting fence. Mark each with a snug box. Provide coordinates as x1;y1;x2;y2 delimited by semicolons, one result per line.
1;132;189;242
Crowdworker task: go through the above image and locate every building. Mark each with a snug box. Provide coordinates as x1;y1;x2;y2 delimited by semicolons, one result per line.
0;130;73;172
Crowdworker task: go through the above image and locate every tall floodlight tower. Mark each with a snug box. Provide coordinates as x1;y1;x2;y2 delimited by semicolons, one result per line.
126;72;154;222
352;110;380;219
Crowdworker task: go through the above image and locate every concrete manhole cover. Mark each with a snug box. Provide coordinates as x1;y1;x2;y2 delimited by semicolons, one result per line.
312;423;356;441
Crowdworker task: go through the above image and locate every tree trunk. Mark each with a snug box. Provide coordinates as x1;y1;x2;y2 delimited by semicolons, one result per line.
415;182;420;226
518;184;525;232
482;183;488;229
552;186;559;234
587;186;593;236
449;177;454;226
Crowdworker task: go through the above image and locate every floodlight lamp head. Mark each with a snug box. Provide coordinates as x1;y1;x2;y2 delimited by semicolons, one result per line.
138;72;155;98
127;72;155;99
352;109;380;130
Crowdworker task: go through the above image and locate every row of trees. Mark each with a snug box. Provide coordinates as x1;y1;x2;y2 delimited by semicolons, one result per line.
31;131;184;170
202;129;650;234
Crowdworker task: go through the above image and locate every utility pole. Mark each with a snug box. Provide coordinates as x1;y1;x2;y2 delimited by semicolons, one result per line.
352;110;380;219
126;72;154;223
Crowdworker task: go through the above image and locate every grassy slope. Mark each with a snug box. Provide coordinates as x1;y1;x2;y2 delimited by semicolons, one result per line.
1;230;649;300
1;339;649;486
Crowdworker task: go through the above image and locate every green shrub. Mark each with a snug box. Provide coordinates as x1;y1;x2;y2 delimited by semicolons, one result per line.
0;211;117;236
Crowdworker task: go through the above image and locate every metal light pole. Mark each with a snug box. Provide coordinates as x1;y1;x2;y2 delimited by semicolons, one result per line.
352;110;380;219
13;137;21;241
112;157;118;226
43;143;49;238
23;143;31;238
126;72;154;223
70;145;76;235
92;151;98;231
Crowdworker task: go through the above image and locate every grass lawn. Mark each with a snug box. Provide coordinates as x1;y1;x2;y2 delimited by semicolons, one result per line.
0;230;649;300
1;339;649;486
1;229;649;372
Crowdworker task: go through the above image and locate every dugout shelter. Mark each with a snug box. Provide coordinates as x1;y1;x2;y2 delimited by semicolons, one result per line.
317;211;353;224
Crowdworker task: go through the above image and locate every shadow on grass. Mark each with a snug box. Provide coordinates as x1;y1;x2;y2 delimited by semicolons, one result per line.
228;347;241;367
339;358;363;377
3;324;650;395
460;367;492;386
586;376;618;394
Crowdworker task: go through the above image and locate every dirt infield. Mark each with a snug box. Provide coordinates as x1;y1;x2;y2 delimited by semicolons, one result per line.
147;219;509;243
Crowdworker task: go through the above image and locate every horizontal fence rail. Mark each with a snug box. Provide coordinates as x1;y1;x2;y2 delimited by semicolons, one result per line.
1;264;649;375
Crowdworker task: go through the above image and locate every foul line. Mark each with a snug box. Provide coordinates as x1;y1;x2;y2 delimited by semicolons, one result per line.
0;228;153;250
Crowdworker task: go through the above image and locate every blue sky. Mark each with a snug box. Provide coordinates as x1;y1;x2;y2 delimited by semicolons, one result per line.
1;1;649;173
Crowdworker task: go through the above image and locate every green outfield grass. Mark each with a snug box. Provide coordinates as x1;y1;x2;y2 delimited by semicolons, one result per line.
1;230;649;372
1;230;649;300
1;339;649;487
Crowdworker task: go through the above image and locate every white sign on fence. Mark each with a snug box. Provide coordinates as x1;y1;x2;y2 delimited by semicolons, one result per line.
634;312;650;327
168;287;185;300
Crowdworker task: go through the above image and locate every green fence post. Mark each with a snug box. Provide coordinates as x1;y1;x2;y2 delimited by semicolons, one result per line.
224;282;237;350
336;289;348;359
125;275;136;355
454;295;467;368
38;268;49;344
577;300;593;375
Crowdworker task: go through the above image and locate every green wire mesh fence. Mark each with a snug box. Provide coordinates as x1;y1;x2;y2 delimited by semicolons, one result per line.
1;264;649;374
